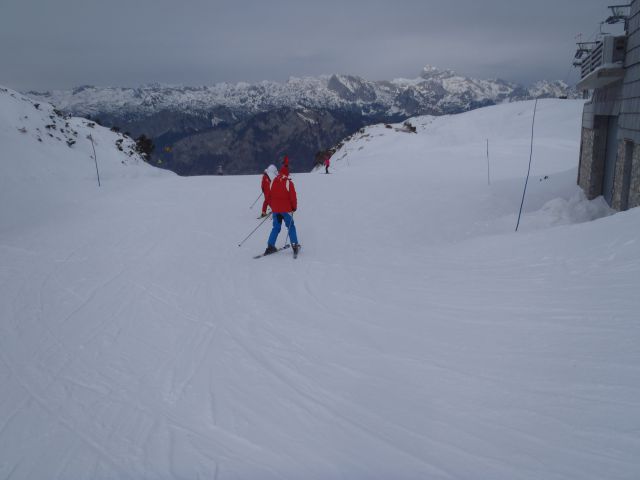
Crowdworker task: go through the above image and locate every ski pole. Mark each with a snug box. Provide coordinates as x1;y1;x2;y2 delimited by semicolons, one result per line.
249;192;263;209
238;213;271;247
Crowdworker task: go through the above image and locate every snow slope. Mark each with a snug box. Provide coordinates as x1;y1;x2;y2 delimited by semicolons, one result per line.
1;91;639;479
0;87;169;235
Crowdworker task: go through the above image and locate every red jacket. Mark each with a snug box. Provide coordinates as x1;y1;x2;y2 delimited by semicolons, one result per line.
267;173;297;213
261;173;271;194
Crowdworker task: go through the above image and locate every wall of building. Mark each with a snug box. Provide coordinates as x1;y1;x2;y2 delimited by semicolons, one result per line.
617;0;640;209
627;143;640;207
619;1;640;142
578;117;608;199
581;82;622;127
578;81;623;202
578;0;640;210
612;140;630;209
609;137;640;210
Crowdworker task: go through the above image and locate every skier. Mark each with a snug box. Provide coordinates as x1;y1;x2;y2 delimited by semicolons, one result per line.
260;164;278;217
263;156;300;256
324;154;331;174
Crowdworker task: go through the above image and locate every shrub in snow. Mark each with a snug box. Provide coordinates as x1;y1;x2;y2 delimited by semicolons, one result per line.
403;121;417;133
135;134;155;160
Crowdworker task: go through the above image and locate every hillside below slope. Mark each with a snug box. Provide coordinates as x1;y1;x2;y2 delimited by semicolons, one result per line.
0;87;169;233
1;97;639;480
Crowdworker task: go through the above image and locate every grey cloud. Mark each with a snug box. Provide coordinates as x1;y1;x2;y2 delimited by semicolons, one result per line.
0;0;621;90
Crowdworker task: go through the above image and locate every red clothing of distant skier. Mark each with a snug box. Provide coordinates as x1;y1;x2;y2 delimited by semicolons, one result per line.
261;173;271;195
267;173;297;213
260;173;271;214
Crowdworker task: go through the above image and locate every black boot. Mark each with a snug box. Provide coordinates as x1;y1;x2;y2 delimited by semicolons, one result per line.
292;243;300;255
263;244;277;255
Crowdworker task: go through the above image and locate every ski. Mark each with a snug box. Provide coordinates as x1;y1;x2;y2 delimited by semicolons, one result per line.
253;244;290;259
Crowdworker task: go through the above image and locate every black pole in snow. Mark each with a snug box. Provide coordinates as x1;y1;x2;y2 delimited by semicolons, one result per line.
486;138;490;186
515;99;538;232
88;134;101;187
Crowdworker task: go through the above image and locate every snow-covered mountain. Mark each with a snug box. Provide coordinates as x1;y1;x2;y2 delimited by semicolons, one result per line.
27;66;576;120
24;66;577;176
527;79;576;99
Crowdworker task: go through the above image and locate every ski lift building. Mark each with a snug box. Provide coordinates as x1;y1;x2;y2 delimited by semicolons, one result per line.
575;2;640;210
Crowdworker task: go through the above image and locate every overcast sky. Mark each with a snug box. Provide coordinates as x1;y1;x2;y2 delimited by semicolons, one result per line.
0;0;624;91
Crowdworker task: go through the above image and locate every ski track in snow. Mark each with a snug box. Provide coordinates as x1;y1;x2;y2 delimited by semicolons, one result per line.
1;97;640;479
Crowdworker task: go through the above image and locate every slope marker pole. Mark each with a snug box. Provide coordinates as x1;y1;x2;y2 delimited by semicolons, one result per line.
486;138;491;186
516;99;538;232
88;134;101;187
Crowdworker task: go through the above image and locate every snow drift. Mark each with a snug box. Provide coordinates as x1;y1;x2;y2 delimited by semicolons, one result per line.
1;89;639;479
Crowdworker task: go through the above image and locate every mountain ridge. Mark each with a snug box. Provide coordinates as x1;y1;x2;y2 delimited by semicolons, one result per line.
24;66;578;175
26;65;577;119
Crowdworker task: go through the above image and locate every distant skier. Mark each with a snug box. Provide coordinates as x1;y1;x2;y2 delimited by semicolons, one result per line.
260;164;278;217
263;156;300;256
324;155;331;174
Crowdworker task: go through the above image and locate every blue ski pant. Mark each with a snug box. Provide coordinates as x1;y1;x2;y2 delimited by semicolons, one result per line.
268;212;298;246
